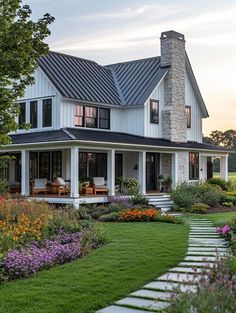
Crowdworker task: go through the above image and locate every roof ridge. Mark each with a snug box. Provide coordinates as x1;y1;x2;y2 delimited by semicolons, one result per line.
104;56;160;68
45;51;98;65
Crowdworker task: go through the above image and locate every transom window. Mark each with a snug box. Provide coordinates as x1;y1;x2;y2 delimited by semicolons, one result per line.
150;99;159;124
189;152;199;180
186;106;191;128
75;105;110;129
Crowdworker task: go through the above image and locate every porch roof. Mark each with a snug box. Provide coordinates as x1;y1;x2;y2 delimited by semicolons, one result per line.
8;128;232;153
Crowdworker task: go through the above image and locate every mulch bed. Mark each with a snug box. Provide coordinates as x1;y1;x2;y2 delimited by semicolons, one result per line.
207;206;236;214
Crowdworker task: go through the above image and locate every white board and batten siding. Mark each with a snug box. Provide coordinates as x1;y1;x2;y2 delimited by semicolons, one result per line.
144;79;164;138
185;73;203;143
17;67;61;131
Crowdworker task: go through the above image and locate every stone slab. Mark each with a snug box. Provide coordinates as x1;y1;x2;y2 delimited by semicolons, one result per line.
187;251;227;256
158;272;202;283
144;281;197;293
116;297;170;311
130;289;175;301
179;261;214;267
185;255;216;262
188;247;228;252
98;305;155;313
169;267;204;273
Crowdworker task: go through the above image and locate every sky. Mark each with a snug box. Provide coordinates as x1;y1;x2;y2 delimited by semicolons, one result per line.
23;0;236;135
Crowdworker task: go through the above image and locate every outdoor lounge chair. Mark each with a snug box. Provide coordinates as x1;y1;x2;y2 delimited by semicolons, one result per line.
93;177;109;195
32;178;48;195
53;177;70;196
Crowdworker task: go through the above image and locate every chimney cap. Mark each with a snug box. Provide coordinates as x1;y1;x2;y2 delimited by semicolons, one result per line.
161;30;185;42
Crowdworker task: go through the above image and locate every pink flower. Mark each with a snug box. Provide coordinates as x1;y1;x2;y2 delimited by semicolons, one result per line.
216;227;222;234
222;225;231;235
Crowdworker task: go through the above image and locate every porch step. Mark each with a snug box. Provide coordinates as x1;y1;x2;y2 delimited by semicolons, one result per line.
147;195;174;211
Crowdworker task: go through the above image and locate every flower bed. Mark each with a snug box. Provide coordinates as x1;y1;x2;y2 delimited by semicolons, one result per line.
119;208;158;222
0;198;104;283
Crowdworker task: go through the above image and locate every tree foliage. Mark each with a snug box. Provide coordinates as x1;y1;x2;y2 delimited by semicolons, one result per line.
203;129;236;172
0;0;54;146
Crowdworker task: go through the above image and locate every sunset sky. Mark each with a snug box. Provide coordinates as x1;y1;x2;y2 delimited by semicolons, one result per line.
24;0;236;135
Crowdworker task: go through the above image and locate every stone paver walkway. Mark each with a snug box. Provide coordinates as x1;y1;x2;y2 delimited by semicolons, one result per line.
98;219;229;313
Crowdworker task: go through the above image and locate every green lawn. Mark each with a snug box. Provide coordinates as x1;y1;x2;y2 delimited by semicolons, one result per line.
0;222;188;313
184;212;236;226
214;172;236;182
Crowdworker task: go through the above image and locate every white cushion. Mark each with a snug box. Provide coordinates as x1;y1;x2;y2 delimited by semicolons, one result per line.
34;179;47;189
93;177;104;186
56;177;66;186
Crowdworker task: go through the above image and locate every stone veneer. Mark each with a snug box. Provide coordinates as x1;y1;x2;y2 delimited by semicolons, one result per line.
160;154;172;177
177;152;189;183
161;31;187;143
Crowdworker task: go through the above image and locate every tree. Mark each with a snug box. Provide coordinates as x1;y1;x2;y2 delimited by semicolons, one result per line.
0;0;54;146
203;129;236;172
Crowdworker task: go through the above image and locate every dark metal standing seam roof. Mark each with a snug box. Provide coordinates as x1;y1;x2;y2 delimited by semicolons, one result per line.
38;52;169;106
38;52;121;105
9;128;231;153
105;57;169;105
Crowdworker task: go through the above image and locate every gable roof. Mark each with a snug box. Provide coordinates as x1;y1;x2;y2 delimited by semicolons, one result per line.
38;52;169;106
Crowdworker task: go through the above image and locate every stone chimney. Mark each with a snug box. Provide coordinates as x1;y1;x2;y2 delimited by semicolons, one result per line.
160;30;187;142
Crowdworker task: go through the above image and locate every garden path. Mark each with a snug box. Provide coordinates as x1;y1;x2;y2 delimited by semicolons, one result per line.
97;218;229;313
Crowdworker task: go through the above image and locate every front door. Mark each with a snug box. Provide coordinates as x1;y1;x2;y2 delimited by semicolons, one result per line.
146;153;159;191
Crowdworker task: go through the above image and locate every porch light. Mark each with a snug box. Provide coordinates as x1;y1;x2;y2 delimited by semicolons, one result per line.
134;164;138;170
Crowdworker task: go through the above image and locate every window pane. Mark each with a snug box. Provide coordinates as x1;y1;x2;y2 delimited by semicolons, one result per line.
30;152;38;180
186;106;191;128
30;101;38;128
39;152;50;180
52;151;62;180
75;105;84;127
19;102;26;128
79;152;88;179
88;153;107;179
189;152;199;180
99;108;110;129
43;99;52;127
86;107;97;128
150;100;159;124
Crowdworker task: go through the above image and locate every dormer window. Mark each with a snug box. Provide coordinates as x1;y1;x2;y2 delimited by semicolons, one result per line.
150;100;159;124
75;105;110;129
186;106;191;128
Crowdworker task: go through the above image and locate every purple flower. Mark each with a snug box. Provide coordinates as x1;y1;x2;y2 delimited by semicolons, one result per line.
222;225;231;235
216;227;222;234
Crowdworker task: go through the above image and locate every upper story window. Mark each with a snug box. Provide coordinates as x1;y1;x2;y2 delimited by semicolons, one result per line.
19;102;26;129
75;105;110;130
186;106;191;128
150;99;159;124
99;108;110;129
43;98;52;127
86;106;98;128
30;101;38;128
189;152;199;180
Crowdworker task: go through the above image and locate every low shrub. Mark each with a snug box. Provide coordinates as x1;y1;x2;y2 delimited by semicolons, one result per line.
226;191;236;197
221;195;236;205
153;214;184;224
207;177;229;190
132;193;148;205
98;212;120;222
222;201;234;207
0;179;7;195
190;203;210;214
90;205;110;220
108;195;133;208
170;183;198;209
122;178;140;195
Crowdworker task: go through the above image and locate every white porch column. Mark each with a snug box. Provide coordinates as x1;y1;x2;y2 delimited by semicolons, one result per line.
21;150;30;196
172;153;178;188
107;149;115;196
138;151;146;195
220;155;228;181
70;146;79;198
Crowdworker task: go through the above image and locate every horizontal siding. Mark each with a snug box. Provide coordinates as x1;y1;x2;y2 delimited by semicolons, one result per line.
144;79;164;138
186;73;203;143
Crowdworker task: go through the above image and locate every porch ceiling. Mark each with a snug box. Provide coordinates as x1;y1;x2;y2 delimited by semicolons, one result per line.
7;128;233;154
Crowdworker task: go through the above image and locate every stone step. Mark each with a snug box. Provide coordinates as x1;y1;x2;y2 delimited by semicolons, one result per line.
188;247;228;252
158;272;203;283
185;256;216;262
187;251;227;256
169;267;204;274
116;297;170;311
98;305;155;313
144;281;197;293
130;289;175;301
189;243;228;247
179;261;215;268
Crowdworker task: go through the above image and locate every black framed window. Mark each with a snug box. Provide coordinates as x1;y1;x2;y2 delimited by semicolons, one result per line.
115;154;123;178
85;106;98;128
75;105;84;127
189;152;199;180
19;102;26;128
30;101;38;128
52;151;62;180
186;106;191;128
150;99;159;124
39;152;50;180
79;152;107;180
43;98;52;127
99;108;110;129
30;152;38;181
